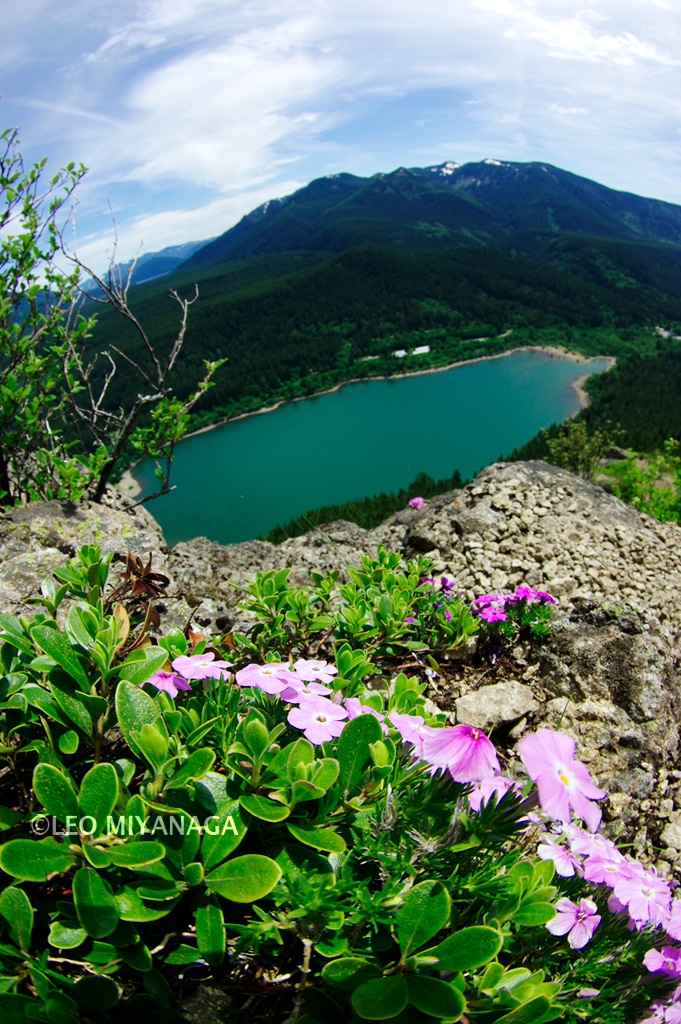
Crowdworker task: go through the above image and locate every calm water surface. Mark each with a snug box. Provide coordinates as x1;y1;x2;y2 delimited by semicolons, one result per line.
134;350;611;546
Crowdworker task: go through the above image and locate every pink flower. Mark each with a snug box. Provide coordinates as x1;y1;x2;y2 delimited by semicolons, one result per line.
344;698;388;734
287;696;348;744
472;591;505;607
644;947;681;977
614;866;671;927
409;496;425;509
235;662;294;694
172;652;233;680
281;679;332;703
421;724;500;783
568;827;618;859
479;606;508;623
141;670;192;699
665;900;681;941
292;659;338;685
537;839;582;877
517;729;606;832
582;850;631;887
546;896;601;949
468;776;521;813
388;712;436;757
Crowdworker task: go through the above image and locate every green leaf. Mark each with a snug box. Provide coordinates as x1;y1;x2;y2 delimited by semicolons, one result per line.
286;823;346;854
495;996;554;1023
0;995;40;1023
427;926;503;972
135;879;184;901
71;975;119;1015
133;723;168;770
0;806;23;831
406;976;465;1019
239;793;290;821
321;957;382;991
116;647;169;687
105;842;166;867
0;838;77;880
49;678;93;734
337;714;382;796
165;748;216;789
286;736;315;767
311;758;340;790
65;605;98;650
479;962;506;992
205;854;282;901
196;900;225;967
57;730;79;755
201;801;246;870
396;880;451;956
31;625;90;689
78;763;119;836
351;976;409;1020
33;764;79;823
82;844;111;868
48;921;87;950
73;867;120;938
183;862;204;887
120;940;153;972
0;614;35;656
164;944;201;965
115;680;157;757
0;887;33;951
514;903;557;926
116;886;181;922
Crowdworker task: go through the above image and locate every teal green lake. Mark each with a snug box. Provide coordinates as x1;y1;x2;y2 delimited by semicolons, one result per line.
134;349;611;547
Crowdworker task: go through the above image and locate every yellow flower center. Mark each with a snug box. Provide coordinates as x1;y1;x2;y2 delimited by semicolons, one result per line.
559;773;569;785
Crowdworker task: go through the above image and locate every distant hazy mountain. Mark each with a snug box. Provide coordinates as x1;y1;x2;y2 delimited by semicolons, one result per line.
181;160;681;270
83;238;215;293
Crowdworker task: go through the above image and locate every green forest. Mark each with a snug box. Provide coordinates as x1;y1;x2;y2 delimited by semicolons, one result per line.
79;231;681;536
86;240;680;441
263;469;465;543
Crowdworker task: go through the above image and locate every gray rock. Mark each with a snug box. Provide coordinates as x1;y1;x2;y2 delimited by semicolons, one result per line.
454;681;539;732
661;822;681;851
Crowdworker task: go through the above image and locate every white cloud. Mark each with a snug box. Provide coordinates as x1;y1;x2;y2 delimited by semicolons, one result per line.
68;178;304;272
6;0;681;258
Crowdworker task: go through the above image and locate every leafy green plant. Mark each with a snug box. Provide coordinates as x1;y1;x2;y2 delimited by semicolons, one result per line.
602;439;681;523
0;545;674;1023
543;419;619;482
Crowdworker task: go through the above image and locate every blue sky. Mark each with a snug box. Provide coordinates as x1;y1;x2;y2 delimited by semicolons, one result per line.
3;0;681;269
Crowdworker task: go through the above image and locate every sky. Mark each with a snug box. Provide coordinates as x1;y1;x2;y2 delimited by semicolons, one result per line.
3;0;681;271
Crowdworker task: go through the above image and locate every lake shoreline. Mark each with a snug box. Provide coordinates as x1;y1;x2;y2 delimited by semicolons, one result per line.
115;344;616;500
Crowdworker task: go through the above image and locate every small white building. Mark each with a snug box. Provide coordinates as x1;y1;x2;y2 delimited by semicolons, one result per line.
413;345;431;355
393;349;408;358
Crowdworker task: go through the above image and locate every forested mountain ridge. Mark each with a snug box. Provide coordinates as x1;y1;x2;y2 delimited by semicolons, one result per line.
83;158;681;459
181;159;681;269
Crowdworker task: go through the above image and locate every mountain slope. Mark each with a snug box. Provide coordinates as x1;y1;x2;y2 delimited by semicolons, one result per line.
183;160;681;270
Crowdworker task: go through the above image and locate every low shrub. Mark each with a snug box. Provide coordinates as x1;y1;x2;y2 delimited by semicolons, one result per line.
0;545;677;1023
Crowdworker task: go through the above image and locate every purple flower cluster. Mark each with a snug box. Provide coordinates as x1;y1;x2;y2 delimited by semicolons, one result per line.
142;652;234;697
471;584;556;624
139;644;679;1021
538;818;681;1021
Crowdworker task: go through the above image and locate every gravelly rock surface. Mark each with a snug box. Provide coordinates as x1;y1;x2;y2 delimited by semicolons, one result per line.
169;460;681;654
2;461;681;876
167;460;681;872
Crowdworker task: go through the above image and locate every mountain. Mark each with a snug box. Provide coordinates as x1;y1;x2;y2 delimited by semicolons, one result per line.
181;160;681;270
84;156;681;444
83;238;215;294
